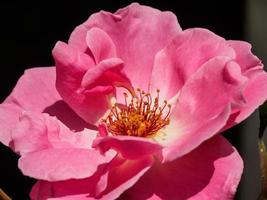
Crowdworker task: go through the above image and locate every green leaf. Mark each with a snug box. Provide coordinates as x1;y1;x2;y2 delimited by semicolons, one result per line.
259;101;267;139
258;139;267;200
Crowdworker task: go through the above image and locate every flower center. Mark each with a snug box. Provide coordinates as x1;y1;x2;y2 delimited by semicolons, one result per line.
103;89;171;137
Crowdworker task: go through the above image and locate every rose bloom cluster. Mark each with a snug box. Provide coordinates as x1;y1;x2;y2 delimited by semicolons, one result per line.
1;3;267;200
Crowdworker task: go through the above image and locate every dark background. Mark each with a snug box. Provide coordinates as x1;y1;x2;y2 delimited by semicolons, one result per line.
0;0;264;199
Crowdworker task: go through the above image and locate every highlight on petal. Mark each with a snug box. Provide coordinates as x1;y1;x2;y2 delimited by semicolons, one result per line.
69;3;182;90
160;57;246;161
119;135;243;200
150;28;236;100
53;41;132;125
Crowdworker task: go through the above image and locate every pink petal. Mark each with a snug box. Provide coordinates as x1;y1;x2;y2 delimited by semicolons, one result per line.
0;67;66;147
235;71;267;124
162;57;246;162
150;28;236;100
0;67;90;147
19;148;114;181
11;112;52;155
47;195;90;200
93;134;162;160
47;194;91;200
1;67;88;132
42;100;94;132
80;58;130;90
53;41;131;125
97;156;153;200
161;105;230;163
4;67;61;112
11;111;115;181
221;41;267;129
11;111;95;155
86;27;116;63
30;156;153;200
31;181;53;200
0;103;21;146
228;40;262;72
119;135;243;200
69;3;182;90
30;178;98;200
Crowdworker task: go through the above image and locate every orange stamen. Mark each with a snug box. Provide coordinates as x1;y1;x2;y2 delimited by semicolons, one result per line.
103;89;171;137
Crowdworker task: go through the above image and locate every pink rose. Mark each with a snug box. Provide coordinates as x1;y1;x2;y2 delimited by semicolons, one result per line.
1;3;267;200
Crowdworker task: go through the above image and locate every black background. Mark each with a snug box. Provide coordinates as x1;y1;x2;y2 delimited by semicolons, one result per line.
0;1;246;199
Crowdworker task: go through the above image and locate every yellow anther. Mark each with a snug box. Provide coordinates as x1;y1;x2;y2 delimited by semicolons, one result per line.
103;89;171;138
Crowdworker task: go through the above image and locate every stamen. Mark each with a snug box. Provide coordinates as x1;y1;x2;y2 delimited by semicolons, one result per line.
103;89;171;138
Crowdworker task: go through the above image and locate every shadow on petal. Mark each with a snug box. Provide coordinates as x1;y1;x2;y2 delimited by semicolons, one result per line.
43;100;96;131
119;136;242;200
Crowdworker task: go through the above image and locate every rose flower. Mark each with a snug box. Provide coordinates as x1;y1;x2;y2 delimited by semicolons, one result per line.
1;3;267;200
